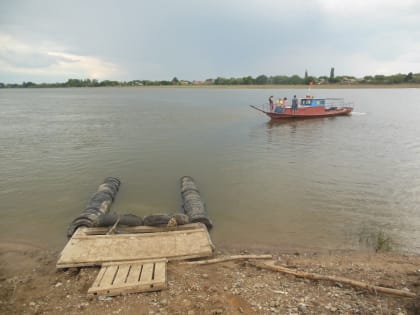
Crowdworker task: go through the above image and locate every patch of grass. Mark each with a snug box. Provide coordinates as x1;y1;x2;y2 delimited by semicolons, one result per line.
374;230;393;252
358;228;393;253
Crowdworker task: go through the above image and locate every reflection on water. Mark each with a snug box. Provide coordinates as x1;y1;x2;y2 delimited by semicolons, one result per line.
1;87;420;253
265;117;331;138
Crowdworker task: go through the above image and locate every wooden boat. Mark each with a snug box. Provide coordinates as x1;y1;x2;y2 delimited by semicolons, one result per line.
251;97;353;119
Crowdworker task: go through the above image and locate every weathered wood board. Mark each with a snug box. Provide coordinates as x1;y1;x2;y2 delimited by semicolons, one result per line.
87;259;167;297
56;223;214;268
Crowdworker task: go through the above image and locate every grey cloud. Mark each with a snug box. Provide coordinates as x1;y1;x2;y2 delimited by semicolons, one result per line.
0;50;76;69
1;0;420;82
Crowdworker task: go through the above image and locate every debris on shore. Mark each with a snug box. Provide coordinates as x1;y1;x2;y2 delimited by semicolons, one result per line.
1;243;420;315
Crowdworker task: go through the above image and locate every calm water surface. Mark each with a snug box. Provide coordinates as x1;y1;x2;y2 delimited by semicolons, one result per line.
1;87;420;253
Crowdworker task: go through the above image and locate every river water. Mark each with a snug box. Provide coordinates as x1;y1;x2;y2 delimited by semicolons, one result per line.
1;87;419;253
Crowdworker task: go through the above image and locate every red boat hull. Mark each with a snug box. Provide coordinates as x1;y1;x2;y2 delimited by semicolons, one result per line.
250;105;353;119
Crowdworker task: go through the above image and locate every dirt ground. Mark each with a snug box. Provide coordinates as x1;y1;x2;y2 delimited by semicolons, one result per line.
1;241;420;315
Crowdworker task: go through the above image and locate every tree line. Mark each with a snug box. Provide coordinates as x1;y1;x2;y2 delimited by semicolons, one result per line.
1;72;420;88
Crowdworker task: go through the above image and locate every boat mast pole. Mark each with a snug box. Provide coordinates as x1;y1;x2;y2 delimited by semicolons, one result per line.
307;81;314;97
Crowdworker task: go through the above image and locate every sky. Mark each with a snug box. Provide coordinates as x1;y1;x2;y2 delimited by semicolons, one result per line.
1;0;420;83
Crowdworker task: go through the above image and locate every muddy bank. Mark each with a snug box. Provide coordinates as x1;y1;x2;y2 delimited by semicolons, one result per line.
1;240;420;315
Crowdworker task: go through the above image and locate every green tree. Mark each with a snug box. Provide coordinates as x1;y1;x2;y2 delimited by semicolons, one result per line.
65;79;83;87
362;75;373;83
22;81;36;88
255;74;268;84
99;80;120;86
404;72;413;82
388;74;405;84
242;76;254;85
412;73;420;83
289;75;304;85
214;77;228;85
373;75;386;84
272;75;289;84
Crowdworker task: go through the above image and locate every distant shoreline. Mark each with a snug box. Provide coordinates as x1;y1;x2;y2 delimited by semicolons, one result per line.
1;84;420;89
155;84;420;89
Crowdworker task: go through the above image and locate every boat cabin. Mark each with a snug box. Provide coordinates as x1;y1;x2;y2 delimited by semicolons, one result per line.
300;98;326;107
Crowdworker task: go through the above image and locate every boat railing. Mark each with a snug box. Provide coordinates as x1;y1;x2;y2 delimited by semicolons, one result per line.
325;98;353;108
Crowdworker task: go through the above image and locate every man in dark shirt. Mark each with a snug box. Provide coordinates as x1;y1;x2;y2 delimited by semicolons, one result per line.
292;95;298;114
269;95;274;112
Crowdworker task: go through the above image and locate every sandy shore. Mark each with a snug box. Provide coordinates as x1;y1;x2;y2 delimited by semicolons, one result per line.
1;240;420;315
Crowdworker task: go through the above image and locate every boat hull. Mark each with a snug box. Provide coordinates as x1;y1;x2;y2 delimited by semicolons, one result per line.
251;105;353;119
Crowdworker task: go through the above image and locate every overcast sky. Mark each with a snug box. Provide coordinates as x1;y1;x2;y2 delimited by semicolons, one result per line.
1;0;419;83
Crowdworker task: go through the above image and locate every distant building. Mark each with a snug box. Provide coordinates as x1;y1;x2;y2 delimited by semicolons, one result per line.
340;77;357;84
131;80;143;86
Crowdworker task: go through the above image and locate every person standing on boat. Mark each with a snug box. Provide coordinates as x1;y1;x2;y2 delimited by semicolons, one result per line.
292;95;298;114
269;96;274;112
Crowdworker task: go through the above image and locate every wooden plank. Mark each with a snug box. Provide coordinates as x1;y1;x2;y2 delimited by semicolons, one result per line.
90;265;107;288
139;262;154;283
153;261;166;283
82;223;204;235
103;258;166;267
57;225;213;268
182;254;273;265
73;228;206;240
126;264;142;284
90;281;166;297
113;264;130;285
87;260;167;297
100;265;118;287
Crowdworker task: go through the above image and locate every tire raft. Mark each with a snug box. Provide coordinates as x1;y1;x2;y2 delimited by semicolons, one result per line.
180;176;213;229
67;177;121;238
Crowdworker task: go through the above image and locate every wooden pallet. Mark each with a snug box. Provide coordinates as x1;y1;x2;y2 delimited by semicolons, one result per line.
57;223;214;268
88;259;167;297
